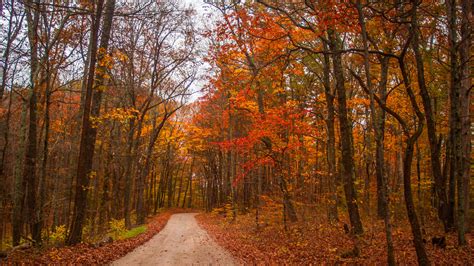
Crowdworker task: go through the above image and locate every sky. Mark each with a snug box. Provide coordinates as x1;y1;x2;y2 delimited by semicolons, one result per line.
182;0;218;32
181;0;220;102
183;0;210;15
0;0;218;101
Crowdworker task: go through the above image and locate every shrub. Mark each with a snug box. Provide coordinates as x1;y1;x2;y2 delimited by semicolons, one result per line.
109;219;127;240
50;225;67;245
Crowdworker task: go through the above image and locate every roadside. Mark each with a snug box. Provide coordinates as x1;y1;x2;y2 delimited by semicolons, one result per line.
3;210;177;264
196;210;474;264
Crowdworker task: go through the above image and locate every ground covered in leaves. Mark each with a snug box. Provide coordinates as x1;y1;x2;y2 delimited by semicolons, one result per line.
197;209;474;264
2;210;180;264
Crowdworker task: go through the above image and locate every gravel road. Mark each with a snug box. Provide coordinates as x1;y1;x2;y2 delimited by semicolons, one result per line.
112;213;236;266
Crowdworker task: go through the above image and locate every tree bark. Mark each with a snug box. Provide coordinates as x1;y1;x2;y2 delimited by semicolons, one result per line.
355;0;377;218
446;0;472;245
67;0;116;245
321;41;338;222
328;30;363;235
411;1;448;230
459;0;471;238
12;99;27;246
137;111;174;224
398;53;430;265
377;56;395;266
23;0;41;245
123;119;135;228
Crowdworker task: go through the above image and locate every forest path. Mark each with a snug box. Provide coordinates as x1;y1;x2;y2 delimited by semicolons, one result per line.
111;213;236;266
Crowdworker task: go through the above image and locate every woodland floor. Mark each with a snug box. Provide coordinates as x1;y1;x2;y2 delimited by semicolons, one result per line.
2;210;234;265
3;208;473;265
2;210;178;264
196;209;474;265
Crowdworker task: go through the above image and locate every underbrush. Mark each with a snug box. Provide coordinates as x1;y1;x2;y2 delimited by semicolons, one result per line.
3;211;174;264
122;225;147;240
108;218;147;240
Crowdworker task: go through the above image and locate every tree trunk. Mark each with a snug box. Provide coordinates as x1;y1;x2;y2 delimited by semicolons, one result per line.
23;0;41;245
67;0;115;245
321;41;338;222
403;136;429;266
377;56;395;265
328;30;363;235
446;0;469;245
138;111;174;224
411;2;447;230
188;166;193;209
123;119;135;228
355;1;376;218
67;0;103;245
0;83;14;251
38;64;52;245
176;163;186;208
398;54;430;265
459;0;471;237
12;100;27;246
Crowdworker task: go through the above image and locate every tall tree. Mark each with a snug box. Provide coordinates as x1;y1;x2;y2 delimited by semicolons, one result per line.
410;0;448;230
327;30;364;235
67;0;116;245
446;0;471;245
22;0;41;245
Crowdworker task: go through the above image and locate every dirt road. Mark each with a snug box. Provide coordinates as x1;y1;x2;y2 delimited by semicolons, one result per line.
112;213;236;266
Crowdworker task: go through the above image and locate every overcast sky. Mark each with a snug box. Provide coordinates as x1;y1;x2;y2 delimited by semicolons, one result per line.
181;0;220;101
183;0;208;15
183;0;222;32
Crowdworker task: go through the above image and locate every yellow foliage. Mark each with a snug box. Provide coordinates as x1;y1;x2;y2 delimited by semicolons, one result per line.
109;218;127;240
50;225;67;244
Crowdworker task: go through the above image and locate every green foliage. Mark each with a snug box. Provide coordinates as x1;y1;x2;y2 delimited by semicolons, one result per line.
121;225;147;240
108;219;146;240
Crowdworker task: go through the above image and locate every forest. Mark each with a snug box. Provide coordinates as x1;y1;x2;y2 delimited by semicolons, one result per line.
0;0;472;264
